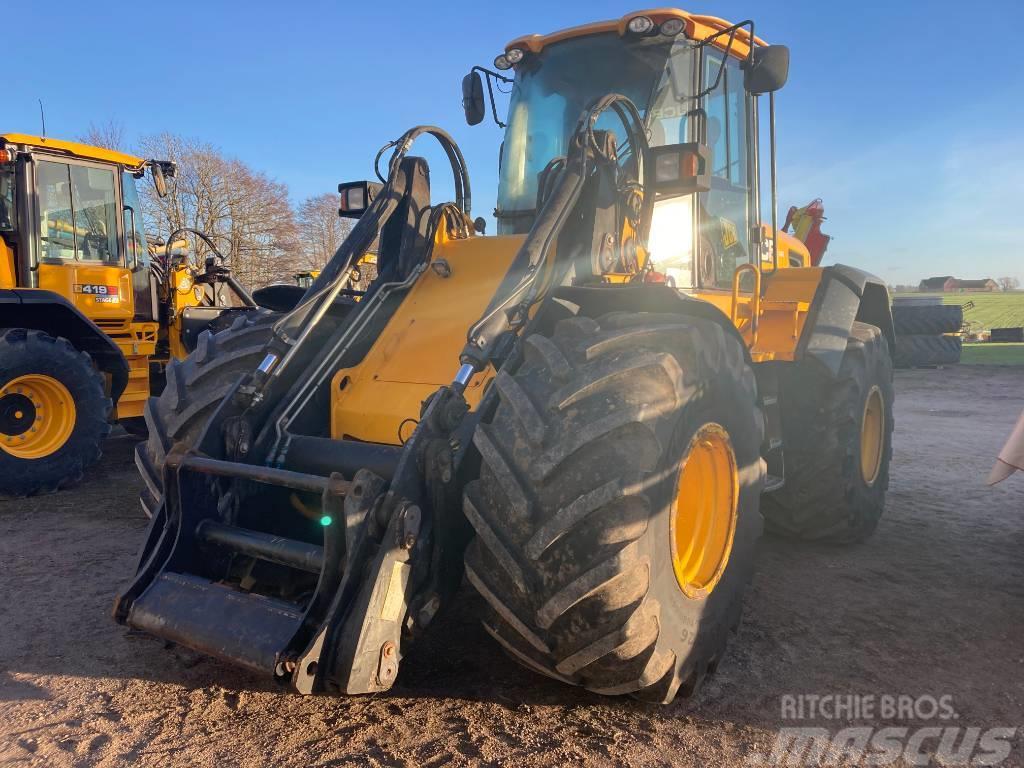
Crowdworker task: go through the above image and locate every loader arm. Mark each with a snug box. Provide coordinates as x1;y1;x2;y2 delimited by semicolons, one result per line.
115;127;486;694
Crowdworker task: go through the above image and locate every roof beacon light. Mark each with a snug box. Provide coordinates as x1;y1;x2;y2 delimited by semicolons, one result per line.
627;15;655;34
659;18;685;36
505;47;525;64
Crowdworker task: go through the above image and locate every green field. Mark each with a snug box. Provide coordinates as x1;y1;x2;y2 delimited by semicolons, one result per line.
961;343;1024;365
896;292;1024;332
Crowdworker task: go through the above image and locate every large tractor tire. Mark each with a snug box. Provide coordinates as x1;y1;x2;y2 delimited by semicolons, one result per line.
894;334;961;369
0;328;111;497
463;313;765;704
761;322;894;543
136;312;276;518
892;304;963;336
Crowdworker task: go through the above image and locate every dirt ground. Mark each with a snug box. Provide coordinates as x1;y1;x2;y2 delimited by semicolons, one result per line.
1;366;1023;767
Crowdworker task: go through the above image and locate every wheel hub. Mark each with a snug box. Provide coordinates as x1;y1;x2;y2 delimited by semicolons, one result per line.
671;423;739;600
860;386;884;486
0;393;36;436
0;374;76;459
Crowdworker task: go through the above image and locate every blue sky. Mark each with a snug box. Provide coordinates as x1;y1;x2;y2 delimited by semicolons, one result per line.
10;0;1023;284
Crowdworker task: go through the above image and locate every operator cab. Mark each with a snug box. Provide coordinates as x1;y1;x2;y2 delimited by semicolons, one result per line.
463;10;788;292
0;134;173;323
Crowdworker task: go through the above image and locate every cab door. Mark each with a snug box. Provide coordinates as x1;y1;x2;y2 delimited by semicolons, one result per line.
33;157;135;325
696;49;753;289
121;171;157;321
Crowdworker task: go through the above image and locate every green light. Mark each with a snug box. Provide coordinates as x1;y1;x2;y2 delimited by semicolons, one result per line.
319;515;333;527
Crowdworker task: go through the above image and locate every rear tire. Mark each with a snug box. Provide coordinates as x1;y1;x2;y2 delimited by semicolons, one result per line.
894;334;961;368
464;312;764;703
761;322;894;543
892;304;963;336
0;328;111;497
136;312;276;518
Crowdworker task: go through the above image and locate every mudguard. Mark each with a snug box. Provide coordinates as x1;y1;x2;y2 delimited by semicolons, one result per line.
553;283;754;362
0;288;129;401
797;265;894;376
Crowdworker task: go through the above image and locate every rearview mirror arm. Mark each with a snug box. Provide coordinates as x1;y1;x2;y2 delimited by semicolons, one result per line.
766;90;780;276
694;20;755;99
471;66;513;128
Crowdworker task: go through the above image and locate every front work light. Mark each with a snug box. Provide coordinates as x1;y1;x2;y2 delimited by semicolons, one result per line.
627;15;655;34
338;180;383;219
493;54;512;70
505;47;525;64
659;18;686;36
649;143;712;197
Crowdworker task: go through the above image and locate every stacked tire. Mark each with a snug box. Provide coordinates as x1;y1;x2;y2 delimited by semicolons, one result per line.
892;302;963;368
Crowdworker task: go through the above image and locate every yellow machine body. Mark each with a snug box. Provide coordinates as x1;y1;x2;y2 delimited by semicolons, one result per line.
0;133;242;425
35;261;158;418
110;7;897;705
331;232;523;444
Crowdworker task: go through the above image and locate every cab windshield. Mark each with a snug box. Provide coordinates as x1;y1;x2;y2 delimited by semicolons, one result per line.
496;33;696;230
496;32;754;291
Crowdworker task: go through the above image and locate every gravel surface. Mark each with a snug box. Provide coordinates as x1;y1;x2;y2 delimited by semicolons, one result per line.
1;366;1022;767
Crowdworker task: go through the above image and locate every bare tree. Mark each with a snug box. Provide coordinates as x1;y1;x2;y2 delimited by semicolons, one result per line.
78;120;126;150
296;193;352;272
137;133;300;288
997;276;1021;292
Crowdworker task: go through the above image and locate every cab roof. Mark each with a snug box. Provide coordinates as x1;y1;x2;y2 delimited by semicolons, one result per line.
506;8;768;60
0;133;146;171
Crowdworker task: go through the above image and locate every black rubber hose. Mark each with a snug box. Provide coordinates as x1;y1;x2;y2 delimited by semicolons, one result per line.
459;93;651;371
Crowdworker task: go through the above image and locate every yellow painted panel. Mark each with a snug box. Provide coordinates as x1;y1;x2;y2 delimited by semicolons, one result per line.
37;263;134;324
761;266;824;303
331;234;524;444
760;225;812;269
0;134;144;170
0;239;15;288
692;266;824;362
507;8;768;60
112;355;151;419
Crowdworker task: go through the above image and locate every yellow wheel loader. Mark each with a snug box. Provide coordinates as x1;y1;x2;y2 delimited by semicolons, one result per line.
115;8;894;704
0;134;255;496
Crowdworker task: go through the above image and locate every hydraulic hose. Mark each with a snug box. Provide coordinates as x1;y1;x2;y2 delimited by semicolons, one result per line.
456;93;651;377
261;125;474;387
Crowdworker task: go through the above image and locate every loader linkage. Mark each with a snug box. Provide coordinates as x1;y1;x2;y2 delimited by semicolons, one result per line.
114;365;477;694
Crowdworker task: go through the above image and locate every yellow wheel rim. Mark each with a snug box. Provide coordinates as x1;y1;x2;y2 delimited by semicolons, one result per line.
671;423;739;600
0;374;76;459
860;386;884;486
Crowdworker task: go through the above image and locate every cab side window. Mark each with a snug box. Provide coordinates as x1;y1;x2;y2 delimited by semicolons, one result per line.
0;166;15;231
37;160;120;263
38;161;76;260
698;51;751;288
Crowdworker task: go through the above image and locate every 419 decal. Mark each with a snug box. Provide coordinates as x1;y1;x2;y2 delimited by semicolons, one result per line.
73;284;120;303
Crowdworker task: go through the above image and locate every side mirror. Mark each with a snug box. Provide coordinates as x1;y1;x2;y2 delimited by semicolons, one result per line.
743;45;790;95
338;180;383;219
148;160;176;198
151;163;167;198
462;71;486;126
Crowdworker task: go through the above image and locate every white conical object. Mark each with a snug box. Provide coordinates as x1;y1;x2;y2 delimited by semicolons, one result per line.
989;410;1024;485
